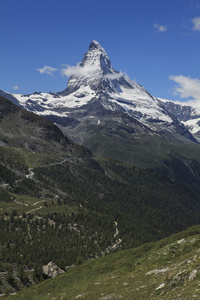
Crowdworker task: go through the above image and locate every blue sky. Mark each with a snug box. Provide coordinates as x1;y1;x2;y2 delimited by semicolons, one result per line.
1;0;200;102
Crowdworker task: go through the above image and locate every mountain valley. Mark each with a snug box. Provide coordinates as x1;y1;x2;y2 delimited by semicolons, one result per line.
1;41;200;298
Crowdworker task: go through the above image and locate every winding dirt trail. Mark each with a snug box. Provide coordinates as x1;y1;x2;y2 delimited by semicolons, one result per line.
112;221;122;250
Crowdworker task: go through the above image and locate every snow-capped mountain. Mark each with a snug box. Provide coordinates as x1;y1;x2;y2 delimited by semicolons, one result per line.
159;98;200;141
2;40;195;145
3;39;200;196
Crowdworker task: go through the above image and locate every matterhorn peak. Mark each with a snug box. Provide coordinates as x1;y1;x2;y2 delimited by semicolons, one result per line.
80;40;113;75
61;40;137;95
89;40;104;51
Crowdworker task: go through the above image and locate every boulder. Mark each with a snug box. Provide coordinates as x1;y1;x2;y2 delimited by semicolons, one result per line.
189;270;198;281
42;261;65;278
155;283;165;290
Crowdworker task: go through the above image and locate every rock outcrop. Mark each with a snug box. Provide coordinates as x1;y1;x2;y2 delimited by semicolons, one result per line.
42;261;65;278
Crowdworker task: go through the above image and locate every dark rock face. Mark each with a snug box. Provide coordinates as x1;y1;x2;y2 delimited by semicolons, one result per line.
159;99;200;141
89;40;101;50
44;115;80;129
0;89;22;107
161;100;195;122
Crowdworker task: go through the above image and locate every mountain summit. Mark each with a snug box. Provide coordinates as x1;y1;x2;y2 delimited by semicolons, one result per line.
59;41;181;126
80;40;113;74
61;40;126;96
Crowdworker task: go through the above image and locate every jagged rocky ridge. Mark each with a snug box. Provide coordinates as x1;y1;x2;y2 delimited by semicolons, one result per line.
159;98;200;142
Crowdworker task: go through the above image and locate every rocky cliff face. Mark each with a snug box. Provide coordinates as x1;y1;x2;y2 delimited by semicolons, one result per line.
160;100;195;122
159;98;200;141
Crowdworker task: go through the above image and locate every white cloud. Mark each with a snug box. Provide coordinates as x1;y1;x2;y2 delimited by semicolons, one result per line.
61;63;101;78
192;16;200;31
169;75;200;101
62;63;126;80
12;85;19;90
104;72;123;80
154;23;167;32
36;65;57;75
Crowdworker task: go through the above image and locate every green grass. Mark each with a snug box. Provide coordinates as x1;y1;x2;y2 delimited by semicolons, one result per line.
86;124;200;168
0;193;81;217
0;146;63;168
4;225;200;299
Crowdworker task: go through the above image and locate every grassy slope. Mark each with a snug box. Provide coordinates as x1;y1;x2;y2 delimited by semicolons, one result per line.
0;146;61;168
83;122;200;166
85;123;200;197
4;224;200;300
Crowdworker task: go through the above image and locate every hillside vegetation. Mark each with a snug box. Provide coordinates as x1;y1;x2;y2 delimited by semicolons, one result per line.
1;145;200;294
1;96;200;297
4;224;200;299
